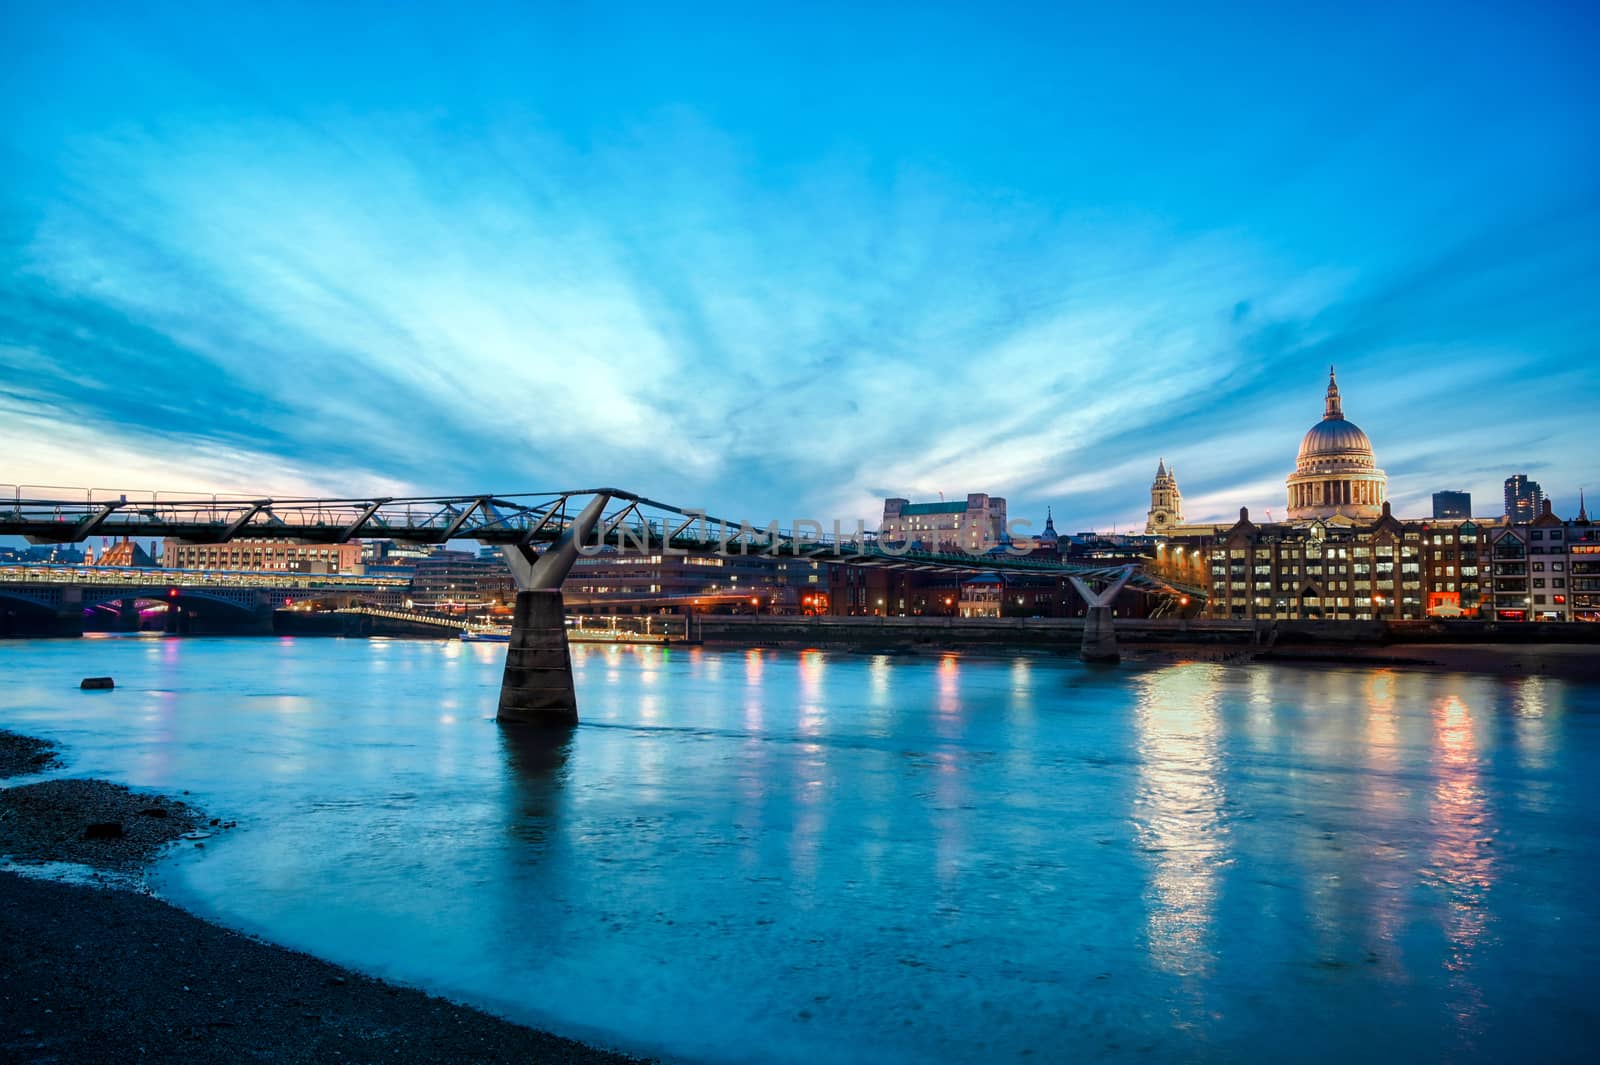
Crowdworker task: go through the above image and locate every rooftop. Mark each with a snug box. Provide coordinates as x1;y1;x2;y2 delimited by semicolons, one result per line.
898;502;969;516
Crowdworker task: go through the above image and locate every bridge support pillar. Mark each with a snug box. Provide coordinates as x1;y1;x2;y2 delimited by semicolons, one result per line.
1081;605;1119;664
1068;566;1135;665
51;587;85;638
250;592;275;635
497;590;578;726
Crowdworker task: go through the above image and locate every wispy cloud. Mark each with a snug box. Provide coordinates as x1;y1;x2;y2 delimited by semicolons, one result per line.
3;3;1596;528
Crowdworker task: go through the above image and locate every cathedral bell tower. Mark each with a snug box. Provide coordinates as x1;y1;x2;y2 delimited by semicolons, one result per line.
1146;458;1184;534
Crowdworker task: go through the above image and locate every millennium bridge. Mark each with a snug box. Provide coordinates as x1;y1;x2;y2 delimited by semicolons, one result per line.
2;486;1205;723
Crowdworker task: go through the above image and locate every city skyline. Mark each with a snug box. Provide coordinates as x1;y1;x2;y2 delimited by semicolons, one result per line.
3;2;1596;530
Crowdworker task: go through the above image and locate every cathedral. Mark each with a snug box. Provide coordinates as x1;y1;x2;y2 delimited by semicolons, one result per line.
1145;365;1388;532
1144;367;1500;622
1284;367;1386;521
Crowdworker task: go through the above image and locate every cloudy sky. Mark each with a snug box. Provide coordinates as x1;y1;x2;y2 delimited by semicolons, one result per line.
3;1;1595;531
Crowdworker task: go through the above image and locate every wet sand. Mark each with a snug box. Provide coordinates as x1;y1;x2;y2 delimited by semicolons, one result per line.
0;731;652;1065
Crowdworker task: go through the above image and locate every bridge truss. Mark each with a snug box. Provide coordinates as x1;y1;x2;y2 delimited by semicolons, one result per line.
1;486;1205;600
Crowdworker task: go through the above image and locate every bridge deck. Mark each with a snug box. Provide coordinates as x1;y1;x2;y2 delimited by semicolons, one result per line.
1;487;1206;600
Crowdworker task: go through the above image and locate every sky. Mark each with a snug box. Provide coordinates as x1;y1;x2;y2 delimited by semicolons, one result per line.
2;0;1596;532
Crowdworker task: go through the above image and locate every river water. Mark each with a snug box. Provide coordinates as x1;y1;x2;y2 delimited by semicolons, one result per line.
1;634;1596;1063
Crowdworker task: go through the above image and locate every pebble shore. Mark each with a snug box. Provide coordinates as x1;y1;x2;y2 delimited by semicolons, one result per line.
0;730;654;1065
0;729;62;778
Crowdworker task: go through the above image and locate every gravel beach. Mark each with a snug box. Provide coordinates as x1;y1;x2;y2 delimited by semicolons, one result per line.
0;777;206;872
0;729;62;778
0;730;654;1065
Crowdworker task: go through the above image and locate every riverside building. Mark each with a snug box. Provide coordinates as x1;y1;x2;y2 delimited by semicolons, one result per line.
163;538;363;573
1485;499;1598;621
565;552;828;614
880;494;1008;554
1158;368;1505;620
1193;505;1489;620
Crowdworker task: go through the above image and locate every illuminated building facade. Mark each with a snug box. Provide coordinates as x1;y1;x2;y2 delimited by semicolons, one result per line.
1504;474;1544;523
880;494;1007;554
163;538;362;573
1184;505;1491;620
408;551;514;612
93;539;158;567
1487;501;1598;621
565;552;827;614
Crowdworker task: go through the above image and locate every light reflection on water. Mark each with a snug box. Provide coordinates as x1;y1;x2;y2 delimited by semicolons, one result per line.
1133;665;1225;980
1429;693;1496;1048
2;636;1598;1064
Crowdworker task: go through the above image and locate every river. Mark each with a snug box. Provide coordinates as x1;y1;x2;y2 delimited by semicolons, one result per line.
2;634;1596;1063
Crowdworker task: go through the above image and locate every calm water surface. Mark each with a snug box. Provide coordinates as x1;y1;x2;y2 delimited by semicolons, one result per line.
2;635;1597;1063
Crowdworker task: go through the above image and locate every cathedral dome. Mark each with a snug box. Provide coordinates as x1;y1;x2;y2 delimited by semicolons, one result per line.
1297;417;1374;465
1285;368;1386;521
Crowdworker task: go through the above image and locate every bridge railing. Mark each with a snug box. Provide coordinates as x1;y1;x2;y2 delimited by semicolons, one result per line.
0;487;1207;599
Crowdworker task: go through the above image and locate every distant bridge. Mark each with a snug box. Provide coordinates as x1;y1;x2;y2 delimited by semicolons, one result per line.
0;562;404;636
3;485;1202;720
332;606;503;635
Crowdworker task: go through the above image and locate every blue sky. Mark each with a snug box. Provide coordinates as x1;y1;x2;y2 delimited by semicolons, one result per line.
3;1;1596;530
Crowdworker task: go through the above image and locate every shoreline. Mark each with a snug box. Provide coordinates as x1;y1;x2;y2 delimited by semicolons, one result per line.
6;627;1595;681
1124;640;1600;680
0;730;653;1065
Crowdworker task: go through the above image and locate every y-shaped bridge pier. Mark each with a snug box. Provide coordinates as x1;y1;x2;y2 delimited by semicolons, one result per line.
1069;567;1137;664
2;485;1205;723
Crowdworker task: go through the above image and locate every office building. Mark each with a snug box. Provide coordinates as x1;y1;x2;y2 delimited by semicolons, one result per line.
1432;491;1472;520
1505;474;1544;523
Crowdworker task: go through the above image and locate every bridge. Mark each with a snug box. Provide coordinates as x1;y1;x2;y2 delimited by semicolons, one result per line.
0;562;406;636
3;486;1205;722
